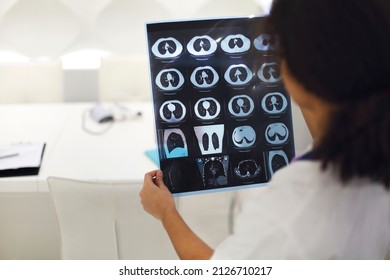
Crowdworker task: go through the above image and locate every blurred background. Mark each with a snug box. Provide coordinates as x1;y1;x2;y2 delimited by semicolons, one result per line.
0;0;313;260
0;0;272;103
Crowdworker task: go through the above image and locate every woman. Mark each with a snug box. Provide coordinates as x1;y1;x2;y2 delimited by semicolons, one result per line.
140;0;390;259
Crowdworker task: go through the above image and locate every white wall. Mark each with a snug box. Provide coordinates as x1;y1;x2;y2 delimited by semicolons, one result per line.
0;0;265;101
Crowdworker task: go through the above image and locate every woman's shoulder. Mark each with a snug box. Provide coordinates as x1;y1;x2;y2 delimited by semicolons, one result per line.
213;160;390;259
241;159;389;229
272;160;328;189
271;159;386;191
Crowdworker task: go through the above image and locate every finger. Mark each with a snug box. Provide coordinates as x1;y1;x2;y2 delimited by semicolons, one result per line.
155;170;170;191
144;170;160;186
154;170;163;186
144;170;158;181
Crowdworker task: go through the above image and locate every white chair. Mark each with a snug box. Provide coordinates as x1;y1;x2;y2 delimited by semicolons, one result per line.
98;55;151;102
177;191;236;249
0;61;63;103
48;177;177;260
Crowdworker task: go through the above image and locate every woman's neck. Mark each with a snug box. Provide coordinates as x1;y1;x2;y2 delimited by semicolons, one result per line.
300;101;335;148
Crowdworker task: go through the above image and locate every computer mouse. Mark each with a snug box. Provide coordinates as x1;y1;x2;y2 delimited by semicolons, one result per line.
90;104;114;123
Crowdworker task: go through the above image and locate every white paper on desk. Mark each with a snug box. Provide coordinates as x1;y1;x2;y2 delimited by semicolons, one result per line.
0;143;45;170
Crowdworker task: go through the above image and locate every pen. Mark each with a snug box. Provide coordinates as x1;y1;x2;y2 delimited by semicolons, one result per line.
0;151;19;160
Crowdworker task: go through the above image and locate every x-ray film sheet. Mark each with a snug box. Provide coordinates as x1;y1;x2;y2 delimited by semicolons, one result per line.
146;16;295;195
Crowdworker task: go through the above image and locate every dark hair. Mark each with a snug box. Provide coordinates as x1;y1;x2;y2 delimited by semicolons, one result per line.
269;0;390;187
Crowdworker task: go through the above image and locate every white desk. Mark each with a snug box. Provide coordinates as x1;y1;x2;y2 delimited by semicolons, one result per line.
0;102;157;192
0;102;236;259
0;102;160;259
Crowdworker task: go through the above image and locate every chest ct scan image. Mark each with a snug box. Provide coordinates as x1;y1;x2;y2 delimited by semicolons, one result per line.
147;17;295;194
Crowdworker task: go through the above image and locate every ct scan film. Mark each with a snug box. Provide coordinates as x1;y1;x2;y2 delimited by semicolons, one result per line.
146;16;295;195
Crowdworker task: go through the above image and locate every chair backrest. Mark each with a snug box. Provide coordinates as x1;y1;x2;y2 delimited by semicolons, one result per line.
98;55;151;102
178;191;235;248
48;177;177;260
0;61;63;103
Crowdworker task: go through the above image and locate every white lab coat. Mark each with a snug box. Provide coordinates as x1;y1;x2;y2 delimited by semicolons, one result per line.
212;160;390;259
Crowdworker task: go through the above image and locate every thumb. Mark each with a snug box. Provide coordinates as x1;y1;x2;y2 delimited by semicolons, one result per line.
155;170;168;190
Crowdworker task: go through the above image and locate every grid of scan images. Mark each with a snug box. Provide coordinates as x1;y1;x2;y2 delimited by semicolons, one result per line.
146;16;295;194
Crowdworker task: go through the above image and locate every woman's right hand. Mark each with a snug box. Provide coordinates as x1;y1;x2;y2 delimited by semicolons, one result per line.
140;170;213;259
140;170;176;221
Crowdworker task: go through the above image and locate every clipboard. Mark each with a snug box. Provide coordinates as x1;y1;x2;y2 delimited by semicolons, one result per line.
0;143;46;177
